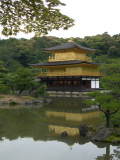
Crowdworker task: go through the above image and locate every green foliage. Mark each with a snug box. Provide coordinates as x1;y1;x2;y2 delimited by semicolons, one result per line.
0;81;7;94
93;55;108;64
9;101;17;105
12;67;38;95
0;0;74;36
105;135;120;142
34;83;48;98
86;91;120;111
2;73;15;93
0;61;8;78
99;59;120;95
0;61;9;94
111;111;120;126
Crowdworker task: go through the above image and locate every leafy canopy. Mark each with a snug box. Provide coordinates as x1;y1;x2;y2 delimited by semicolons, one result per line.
0;0;74;36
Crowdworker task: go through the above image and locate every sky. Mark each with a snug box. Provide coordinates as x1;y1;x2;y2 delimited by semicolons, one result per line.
0;0;120;39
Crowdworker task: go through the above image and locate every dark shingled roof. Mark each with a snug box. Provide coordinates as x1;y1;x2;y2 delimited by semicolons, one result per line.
30;60;100;67
45;42;96;52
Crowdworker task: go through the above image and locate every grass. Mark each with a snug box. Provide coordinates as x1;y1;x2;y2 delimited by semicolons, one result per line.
22;96;35;100
105;135;120;142
0;94;36;104
0;95;4;98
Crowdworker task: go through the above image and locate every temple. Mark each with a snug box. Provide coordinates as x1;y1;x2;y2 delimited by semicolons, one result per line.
30;41;102;92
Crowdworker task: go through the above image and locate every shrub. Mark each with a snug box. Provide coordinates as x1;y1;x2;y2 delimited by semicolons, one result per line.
34;84;48;98
111;111;120;127
9;101;17;105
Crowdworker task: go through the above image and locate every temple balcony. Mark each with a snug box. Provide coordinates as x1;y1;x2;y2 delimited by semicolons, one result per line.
48;56;92;62
38;71;103;77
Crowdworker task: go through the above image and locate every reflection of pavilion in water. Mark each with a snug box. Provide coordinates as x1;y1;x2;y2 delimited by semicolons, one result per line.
49;125;79;136
47;111;101;136
44;97;102;136
46;110;100;124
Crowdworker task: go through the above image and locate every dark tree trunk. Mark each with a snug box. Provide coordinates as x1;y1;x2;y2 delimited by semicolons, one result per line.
105;144;110;160
99;105;119;128
18;90;23;96
105;110;110;128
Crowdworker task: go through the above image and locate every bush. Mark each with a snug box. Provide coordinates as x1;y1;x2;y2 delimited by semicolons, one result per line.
111;111;120;127
34;84;48;98
9;100;17;105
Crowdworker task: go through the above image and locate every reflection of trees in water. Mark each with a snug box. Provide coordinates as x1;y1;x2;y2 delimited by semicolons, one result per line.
95;145;113;160
112;146;120;159
95;143;120;160
0;108;48;141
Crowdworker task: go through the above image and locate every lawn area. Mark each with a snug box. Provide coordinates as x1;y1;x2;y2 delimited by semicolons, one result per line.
0;94;35;104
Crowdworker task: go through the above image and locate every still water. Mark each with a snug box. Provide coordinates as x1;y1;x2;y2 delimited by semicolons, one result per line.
0;97;119;160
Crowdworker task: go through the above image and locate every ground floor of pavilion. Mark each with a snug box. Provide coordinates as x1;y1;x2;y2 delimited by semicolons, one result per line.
38;76;101;92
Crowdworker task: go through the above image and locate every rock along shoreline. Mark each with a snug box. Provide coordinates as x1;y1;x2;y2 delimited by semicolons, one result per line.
78;123;120;145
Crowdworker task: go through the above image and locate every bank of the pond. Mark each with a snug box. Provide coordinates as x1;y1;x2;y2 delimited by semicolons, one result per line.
0;94;51;105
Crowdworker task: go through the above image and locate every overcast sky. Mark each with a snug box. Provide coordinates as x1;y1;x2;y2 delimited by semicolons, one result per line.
0;0;120;39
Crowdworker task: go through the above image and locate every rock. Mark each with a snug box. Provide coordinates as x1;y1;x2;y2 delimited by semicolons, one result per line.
86;131;93;139
43;99;51;103
9;99;14;102
0;100;4;104
32;99;43;105
61;131;68;137
24;100;32;104
78;124;90;136
90;128;114;141
112;140;120;145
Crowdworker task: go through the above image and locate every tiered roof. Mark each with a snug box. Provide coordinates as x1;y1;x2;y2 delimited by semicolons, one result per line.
30;60;100;67
45;42;96;52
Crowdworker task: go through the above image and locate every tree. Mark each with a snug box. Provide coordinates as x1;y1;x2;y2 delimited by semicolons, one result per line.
0;0;74;36
86;91;120;128
85;59;120;128
0;61;8;78
0;61;8;93
13;67;37;95
2;73;15;94
34;83;48;97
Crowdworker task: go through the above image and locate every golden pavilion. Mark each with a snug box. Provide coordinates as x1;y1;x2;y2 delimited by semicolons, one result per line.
30;41;102;91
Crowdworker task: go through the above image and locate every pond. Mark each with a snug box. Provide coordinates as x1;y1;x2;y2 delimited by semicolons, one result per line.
0;96;119;160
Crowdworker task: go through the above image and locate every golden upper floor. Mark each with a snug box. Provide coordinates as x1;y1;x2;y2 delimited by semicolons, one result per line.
48;50;92;62
45;42;96;62
36;62;103;77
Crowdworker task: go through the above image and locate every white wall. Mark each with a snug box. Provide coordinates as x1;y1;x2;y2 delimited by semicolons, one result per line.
91;80;99;88
91;81;96;88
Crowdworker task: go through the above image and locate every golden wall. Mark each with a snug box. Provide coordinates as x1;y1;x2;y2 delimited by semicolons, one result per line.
38;64;102;77
49;51;92;62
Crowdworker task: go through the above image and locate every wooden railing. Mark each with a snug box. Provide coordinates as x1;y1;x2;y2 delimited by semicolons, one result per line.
48;56;92;62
